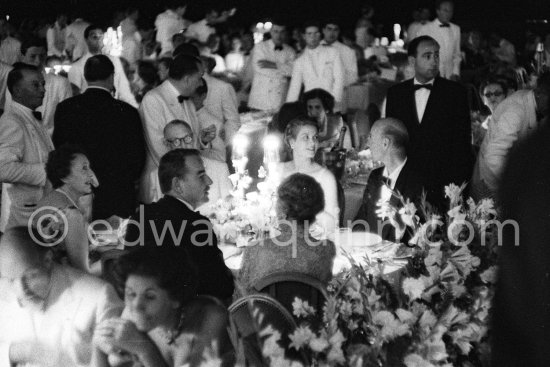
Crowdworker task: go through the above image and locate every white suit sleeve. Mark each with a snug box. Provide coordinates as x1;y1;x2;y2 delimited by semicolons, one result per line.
139;94;169;167
112;57;138;108
277;49;296;77
481;109;522;190
331;50;345;103
0;119;47;186
67;62;84;91
46;28;59;56
221;84;241;144
345;48;358;86
286;58;302;102
453;26;462;76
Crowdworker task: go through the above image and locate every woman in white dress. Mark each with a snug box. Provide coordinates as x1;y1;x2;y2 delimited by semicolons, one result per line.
277;117;339;238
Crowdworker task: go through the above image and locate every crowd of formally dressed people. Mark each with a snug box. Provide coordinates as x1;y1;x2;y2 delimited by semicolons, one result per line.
1;0;550;365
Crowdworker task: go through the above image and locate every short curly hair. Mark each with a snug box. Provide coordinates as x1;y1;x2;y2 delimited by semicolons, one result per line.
277;173;325;223
115;247;198;306
284;116;318;148
46;144;88;189
302;88;335;113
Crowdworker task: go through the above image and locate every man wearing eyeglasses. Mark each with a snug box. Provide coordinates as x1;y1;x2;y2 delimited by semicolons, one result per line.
0;227;123;367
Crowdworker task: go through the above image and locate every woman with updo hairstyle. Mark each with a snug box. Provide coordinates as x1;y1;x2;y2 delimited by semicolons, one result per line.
34;144;97;272
94;247;233;367
276;117;340;236
302;88;352;152
239;173;336;293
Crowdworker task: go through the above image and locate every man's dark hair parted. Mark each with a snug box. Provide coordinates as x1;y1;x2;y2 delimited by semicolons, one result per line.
84;54;114;82
20;36;46;56
84;24;102;39
158;148;200;194
407;35;438;57
168;54;201;80
6;63;39;94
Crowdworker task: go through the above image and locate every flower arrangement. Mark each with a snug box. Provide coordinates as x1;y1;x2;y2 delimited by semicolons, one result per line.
234;184;500;367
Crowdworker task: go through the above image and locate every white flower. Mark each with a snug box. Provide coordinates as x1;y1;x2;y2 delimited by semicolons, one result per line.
329;330;346;348
402;277;425;300
480;266;498;284
292;298;316;318
396;309;416;325
399;200;418;228
309;336;330;352
373;311;410;340
419;310;437;330
404;354;436;367
425;334;448;362
444;183;463;206
366;288;381;306
476;198;497;217
339;300;353;318
327;344;346;364
450;283;467;297
262;330;284;359
288;326;315;350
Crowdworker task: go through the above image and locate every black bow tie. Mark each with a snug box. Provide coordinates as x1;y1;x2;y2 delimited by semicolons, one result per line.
32;111;42;121
439;23;450;28
414;84;433;91
274;45;283;51
177;95;190;103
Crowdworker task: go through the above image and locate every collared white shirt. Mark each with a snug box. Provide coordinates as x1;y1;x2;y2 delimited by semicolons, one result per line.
46;21;67;56
155;9;186;55
414;78;434;122
382;157;407;190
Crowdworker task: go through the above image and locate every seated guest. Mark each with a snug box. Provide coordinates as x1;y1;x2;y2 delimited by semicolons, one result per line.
125;149;235;302
303;88;352;152
276;117;340;237
95;248;232;367
146;119;232;212
354;118;423;242
472;78;508;147
0;227;122;367
34;145;97;272
224;34;245;74
239;173;336;293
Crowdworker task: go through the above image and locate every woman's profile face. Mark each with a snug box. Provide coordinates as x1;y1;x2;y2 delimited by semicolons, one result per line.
123;275;179;332
306;97;326;123
482;83;505;113
290;124;318;159
62;154;96;196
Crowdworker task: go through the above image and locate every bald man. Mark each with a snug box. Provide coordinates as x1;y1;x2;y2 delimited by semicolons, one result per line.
354;118;424;242
0;227;122;367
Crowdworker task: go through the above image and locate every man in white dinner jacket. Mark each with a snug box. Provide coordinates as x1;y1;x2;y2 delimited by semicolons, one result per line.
321;19;358;88
416;0;461;80
286;20;344;110
0;64;53;230
139;54;214;204
68;24;138;108
0;227;123;367
248;20;296;112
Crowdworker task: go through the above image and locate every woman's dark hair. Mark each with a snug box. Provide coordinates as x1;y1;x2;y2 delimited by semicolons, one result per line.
479;77;508;99
270;102;306;133
277;173;325;223
46;144;88;189
115;247;198;305
284;116;318;147
302;88;335;113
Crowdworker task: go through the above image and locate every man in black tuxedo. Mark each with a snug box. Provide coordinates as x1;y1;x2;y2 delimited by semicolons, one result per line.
124;149;235;302
354;118;423;242
53;55;145;220
385;35;472;210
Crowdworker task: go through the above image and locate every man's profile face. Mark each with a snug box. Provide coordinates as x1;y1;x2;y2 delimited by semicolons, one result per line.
86;29;104;54
270;25;285;45
323;24;340;45
436;1;454;24
411;40;440;82
304;26;321;49
366;124;385;162
177;155;212;208
22;46;46;67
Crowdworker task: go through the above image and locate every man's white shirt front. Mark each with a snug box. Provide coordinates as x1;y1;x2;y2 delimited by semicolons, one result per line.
383;157;407;190
414;78;434;122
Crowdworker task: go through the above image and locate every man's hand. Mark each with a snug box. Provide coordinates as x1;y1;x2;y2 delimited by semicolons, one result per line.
258;60;277;69
376;201;406;240
200;124;217;144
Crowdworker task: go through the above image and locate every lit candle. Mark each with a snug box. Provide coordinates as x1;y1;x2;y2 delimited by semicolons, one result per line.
263;134;280;164
393;23;401;41
232;134;250;173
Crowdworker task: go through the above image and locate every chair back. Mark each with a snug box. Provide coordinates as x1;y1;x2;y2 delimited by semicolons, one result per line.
253;272;328;318
229;294;303;365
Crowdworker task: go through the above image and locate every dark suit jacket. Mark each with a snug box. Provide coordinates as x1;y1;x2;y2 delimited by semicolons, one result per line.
53;88;145;220
354;163;423;242
385;77;473;209
124;195;235;301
